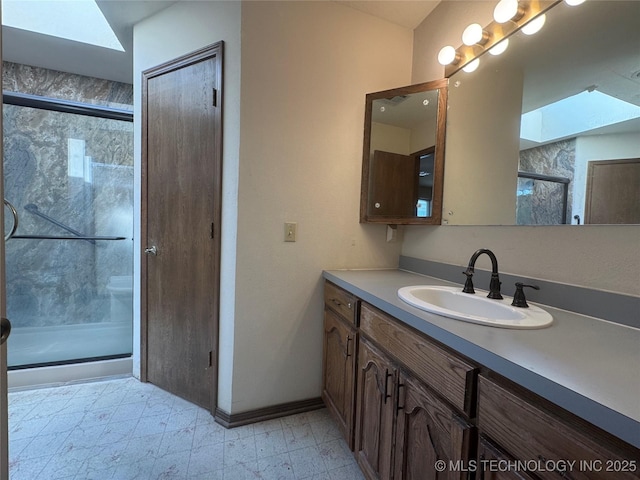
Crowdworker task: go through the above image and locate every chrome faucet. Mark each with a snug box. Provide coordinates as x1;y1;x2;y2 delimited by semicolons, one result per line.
462;248;503;299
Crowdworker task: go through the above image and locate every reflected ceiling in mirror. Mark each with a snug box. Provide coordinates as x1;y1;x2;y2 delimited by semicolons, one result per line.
443;0;640;226
361;79;447;224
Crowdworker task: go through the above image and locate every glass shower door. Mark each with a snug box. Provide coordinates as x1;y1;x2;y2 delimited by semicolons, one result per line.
3;95;134;369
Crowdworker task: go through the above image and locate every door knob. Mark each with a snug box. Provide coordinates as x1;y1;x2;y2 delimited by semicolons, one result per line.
144;246;158;256
1;317;11;345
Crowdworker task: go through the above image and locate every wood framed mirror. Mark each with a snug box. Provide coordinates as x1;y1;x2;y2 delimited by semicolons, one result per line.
360;79;448;224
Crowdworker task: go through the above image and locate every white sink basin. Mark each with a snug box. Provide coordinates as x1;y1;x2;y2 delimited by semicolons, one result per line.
397;285;553;329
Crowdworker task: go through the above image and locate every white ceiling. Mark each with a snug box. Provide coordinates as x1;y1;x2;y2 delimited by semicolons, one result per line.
336;1;440;30
2;0;176;84
2;0;439;85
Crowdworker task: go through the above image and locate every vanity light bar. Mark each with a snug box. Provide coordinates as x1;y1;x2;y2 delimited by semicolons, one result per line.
439;0;564;77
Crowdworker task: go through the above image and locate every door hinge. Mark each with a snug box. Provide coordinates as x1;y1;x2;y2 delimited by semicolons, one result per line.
211;222;215;239
212;88;217;107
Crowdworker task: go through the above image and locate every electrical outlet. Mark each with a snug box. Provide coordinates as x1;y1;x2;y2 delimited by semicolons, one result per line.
284;222;297;242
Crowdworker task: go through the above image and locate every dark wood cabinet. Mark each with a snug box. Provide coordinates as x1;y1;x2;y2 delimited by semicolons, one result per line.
355;303;476;480
322;282;358;449
393;371;473;480
321;281;639;480
477;375;640;480
477;436;537;480
359;302;477;416
355;338;397;480
322;307;357;448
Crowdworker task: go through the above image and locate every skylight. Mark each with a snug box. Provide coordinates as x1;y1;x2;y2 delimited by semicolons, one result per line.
2;0;124;52
520;90;640;144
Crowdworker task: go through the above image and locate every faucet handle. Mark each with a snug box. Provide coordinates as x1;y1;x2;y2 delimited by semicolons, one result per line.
511;282;540;308
462;270;475;294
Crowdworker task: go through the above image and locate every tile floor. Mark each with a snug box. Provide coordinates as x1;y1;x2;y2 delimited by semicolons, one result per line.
8;376;365;480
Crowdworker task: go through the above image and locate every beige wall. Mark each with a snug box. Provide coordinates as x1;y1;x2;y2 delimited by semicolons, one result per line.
371;122;412;155
407;1;640;296
133;0;637;418
233;1;412;413
443;63;522;225
133;1;242;411
572;132;640;221
134;1;413;414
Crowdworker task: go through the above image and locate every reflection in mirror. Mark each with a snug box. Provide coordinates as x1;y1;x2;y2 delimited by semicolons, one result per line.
361;79;447;224
443;0;640;225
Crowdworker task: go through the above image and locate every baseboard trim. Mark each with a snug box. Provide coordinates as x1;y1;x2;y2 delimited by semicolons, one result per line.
214;397;325;428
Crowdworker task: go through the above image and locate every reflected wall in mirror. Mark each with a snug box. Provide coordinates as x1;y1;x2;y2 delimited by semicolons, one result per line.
360;79;447;224
443;0;640;225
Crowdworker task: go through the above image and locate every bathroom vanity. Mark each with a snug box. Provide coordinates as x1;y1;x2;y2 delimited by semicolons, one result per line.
322;269;639;480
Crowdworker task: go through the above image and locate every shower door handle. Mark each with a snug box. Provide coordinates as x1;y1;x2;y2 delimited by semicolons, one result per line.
0;318;11;345
4;198;19;241
144;245;158;256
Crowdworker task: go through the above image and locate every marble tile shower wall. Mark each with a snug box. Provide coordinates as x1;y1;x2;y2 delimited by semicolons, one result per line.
3;63;133;338
3;62;133;108
517;139;576;225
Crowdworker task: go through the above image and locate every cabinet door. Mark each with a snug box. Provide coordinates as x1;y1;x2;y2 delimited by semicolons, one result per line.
355;338;396;480
322;308;356;448
477;436;536;480
393;372;473;480
478;375;640;480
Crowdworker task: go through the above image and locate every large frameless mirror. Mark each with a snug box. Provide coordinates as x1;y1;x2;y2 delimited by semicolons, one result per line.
442;0;640;225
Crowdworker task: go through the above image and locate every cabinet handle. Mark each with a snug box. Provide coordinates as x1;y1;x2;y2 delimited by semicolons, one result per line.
330;298;352;310
383;369;392;404
395;380;404;413
346;336;352;357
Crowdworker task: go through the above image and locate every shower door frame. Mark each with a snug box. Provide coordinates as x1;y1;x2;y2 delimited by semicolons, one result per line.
1;18;8;476
2;92;134;370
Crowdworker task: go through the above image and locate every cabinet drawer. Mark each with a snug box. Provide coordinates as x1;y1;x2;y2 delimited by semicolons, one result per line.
360;302;477;415
324;281;358;325
478;375;640;480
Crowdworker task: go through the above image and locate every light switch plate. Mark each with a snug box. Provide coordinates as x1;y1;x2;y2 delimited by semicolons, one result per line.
284;222;297;242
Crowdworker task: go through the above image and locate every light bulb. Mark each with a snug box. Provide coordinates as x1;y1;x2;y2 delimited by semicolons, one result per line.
462;23;484;46
489;38;509;56
565;0;586;5
494;0;519;23
522;14;546;35
437;45;458;66
462;58;480;73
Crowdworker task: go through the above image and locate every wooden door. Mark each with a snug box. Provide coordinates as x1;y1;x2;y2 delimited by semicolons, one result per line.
322;308;356;448
584;159;640;224
368;150;418;217
393;372;473;480
355;338;396;480
141;43;223;411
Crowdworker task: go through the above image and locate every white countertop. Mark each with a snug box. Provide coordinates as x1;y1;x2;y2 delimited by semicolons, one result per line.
323;268;640;448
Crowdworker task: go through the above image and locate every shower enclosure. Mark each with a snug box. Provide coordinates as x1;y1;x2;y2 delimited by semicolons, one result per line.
3;92;134;369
